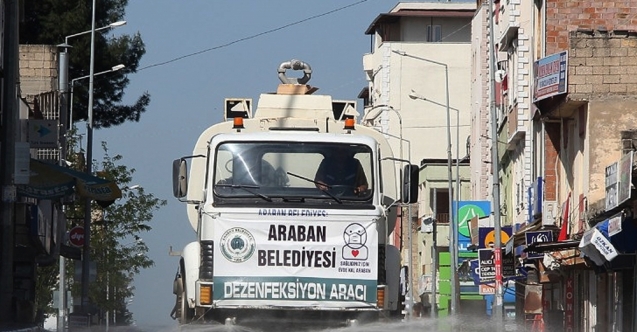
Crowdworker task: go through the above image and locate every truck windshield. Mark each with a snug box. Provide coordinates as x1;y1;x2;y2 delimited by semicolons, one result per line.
213;142;373;201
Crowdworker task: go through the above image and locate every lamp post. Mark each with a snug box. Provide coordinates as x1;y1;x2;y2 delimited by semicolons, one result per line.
69;64;125;129
81;0;98;313
64;20;127;45
360;104;415;318
60;20;127;129
360;104;403;164
408;91;462;247
392;49;458;315
488;0;504;322
408;90;460;316
58;17;126;328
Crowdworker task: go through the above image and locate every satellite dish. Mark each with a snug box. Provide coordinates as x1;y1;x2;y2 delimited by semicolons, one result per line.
495;70;506;83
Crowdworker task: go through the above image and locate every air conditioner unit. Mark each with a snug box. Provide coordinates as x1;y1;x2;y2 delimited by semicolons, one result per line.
542;201;558;226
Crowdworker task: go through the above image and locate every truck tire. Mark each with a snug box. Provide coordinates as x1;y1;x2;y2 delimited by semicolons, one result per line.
177;263;194;324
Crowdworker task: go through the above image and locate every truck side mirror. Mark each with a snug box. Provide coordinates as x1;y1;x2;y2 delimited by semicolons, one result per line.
402;164;419;203
172;158;188;198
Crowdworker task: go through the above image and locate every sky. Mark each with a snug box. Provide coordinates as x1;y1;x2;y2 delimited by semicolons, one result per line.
88;0;401;328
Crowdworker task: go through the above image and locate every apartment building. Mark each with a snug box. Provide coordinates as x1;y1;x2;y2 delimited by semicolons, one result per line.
361;0;475;317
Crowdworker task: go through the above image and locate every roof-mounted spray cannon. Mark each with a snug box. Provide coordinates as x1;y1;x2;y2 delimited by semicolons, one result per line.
276;60;317;95
277;59;312;84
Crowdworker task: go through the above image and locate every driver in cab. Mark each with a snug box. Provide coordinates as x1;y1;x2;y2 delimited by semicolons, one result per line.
314;148;368;195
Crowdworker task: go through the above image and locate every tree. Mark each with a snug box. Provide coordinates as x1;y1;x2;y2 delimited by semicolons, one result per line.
89;141;165;325
34;138;166;325
20;0;150;128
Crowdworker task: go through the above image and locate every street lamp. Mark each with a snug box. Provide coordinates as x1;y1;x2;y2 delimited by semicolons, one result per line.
361;104;403;163
361;104;417;318
57;16;127;327
64;20;127;45
392;49;459;315
69;64;125;129
82;0;100;314
408;90;461;234
409;90;462;317
59;20;127;129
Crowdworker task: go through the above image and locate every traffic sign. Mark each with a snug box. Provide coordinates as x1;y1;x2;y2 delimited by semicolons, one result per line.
69;226;85;247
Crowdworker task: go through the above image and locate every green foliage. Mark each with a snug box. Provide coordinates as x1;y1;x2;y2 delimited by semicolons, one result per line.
20;0;150;128
86;141;167;324
35;140;166;325
35;265;58;317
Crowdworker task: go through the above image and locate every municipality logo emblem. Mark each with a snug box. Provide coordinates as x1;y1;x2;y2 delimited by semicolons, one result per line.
220;227;256;263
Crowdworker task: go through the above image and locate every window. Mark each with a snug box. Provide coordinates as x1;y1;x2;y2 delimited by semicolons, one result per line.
213;142;373;202
431;188;450;223
427;25;442;42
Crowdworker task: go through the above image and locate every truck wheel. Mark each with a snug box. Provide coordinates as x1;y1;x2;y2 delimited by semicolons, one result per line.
177;287;194;323
176;266;194;323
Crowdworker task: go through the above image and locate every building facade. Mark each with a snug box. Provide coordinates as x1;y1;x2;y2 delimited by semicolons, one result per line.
361;1;475;317
492;0;637;331
367;0;637;328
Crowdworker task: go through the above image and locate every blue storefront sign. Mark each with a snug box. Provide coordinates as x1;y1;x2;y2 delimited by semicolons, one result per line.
525;230;554;259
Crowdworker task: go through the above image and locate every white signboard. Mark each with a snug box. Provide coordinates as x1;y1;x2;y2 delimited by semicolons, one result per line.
607;214;623;237
590;228;618;262
605;162;618;210
579;229;605;266
213;209;378;308
533;51;568;102
618;152;633;205
418;275;433;295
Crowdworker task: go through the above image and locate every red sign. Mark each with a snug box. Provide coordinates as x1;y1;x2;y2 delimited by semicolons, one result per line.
565;276;574;332
69;226;85;247
494;247;502;283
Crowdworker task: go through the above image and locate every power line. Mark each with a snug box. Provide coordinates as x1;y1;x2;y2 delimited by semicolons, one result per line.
137;0;369;72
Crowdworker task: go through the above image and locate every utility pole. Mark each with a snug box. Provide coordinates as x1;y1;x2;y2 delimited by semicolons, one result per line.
488;0;504;323
57;43;71;332
431;189;438;318
0;0;20;325
81;0;97;313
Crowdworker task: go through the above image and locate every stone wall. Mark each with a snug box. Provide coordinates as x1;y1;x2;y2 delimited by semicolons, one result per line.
569;30;637;98
19;44;58;99
546;0;637;55
567;31;637;213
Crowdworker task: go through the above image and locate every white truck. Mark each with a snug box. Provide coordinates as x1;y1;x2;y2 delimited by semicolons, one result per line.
171;60;418;329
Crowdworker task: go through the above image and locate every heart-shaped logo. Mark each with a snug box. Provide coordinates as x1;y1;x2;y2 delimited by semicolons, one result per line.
351;250;359;257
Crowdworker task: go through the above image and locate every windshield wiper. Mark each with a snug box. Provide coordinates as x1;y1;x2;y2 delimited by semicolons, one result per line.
214;183;272;202
286;172;342;204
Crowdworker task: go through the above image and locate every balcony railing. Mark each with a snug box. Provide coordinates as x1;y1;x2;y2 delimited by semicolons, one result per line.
436;213;450;224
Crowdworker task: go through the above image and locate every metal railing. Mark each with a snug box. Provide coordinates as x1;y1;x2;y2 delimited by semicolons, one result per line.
436;213;450;224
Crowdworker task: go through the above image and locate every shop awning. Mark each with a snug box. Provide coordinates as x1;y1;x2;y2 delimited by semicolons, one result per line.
17;159;122;203
524;240;580;253
595;214;637;253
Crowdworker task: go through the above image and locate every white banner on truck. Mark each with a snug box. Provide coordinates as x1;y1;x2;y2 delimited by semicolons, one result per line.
213;211;378;307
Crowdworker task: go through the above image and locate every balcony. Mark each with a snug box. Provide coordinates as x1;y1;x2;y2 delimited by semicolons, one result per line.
436;213;450;224
506;103;525;150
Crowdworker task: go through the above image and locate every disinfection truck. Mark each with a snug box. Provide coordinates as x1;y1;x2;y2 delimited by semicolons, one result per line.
170;60;418;329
